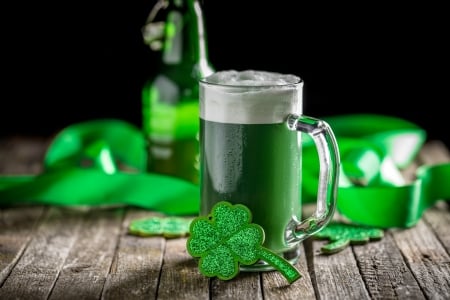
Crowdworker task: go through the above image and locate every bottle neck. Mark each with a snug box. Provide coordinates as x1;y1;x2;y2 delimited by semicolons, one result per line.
191;0;212;75
143;0;213;76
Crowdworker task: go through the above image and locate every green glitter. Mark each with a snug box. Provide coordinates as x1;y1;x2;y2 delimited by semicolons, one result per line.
128;216;193;238
186;201;301;284
314;222;384;254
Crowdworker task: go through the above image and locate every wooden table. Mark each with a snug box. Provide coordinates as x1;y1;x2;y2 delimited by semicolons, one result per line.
1;137;449;300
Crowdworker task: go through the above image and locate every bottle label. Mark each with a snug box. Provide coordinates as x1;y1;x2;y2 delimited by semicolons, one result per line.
146;99;199;142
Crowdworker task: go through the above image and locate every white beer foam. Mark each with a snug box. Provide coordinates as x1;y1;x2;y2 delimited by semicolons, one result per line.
200;70;303;124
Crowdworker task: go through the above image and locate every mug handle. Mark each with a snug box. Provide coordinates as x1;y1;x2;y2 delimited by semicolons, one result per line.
286;114;340;243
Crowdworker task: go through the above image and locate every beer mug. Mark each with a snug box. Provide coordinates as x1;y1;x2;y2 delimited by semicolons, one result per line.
199;70;340;271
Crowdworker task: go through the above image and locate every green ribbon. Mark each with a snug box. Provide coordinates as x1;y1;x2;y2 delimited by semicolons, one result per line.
0;115;449;228
302;114;450;228
0;119;199;215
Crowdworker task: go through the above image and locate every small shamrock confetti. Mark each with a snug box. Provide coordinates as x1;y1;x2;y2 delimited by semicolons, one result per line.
186;201;301;284
314;222;384;254
128;216;193;238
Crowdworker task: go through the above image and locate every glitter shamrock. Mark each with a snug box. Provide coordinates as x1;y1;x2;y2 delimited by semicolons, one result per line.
314;222;384;254
186;201;301;284
128;216;193;238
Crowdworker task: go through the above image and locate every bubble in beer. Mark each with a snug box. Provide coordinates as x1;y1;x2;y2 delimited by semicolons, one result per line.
208;125;243;194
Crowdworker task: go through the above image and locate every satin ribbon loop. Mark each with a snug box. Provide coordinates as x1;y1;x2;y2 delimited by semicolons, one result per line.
322;114;450;228
44;118;147;173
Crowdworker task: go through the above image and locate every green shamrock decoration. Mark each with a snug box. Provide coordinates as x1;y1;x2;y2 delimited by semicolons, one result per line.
129;216;193;238
186;201;301;284
314;222;384;254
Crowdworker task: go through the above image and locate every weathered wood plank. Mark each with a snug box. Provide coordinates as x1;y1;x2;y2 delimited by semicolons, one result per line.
423;201;450;255
211;272;262;300
48;207;124;300
102;209;165;300
157;237;209;300
0;137;49;287
0;206;46;284
0;207;86;299
262;243;316;300
391;141;450;300
347;140;449;300
353;234;425;299
0;137;48;175
309;238;371;300
303;196;371;299
390;219;450;299
418;141;450;256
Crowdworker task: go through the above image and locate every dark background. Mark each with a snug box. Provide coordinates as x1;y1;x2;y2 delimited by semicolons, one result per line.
2;1;448;147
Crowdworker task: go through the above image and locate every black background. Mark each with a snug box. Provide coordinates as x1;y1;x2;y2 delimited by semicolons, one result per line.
2;1;448;147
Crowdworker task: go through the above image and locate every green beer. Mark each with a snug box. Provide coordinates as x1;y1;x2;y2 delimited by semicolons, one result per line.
200;120;301;253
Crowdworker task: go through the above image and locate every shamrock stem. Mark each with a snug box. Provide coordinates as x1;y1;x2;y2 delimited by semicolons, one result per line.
321;238;350;254
257;247;301;284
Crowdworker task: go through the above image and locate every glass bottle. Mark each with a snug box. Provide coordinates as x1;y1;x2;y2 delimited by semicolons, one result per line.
141;0;214;184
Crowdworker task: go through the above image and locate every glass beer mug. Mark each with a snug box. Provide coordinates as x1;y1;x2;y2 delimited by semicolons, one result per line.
199;70;340;270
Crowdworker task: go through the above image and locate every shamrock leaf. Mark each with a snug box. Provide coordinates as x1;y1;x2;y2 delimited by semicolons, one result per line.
186;201;301;284
128;216;193;238
314;222;384;254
